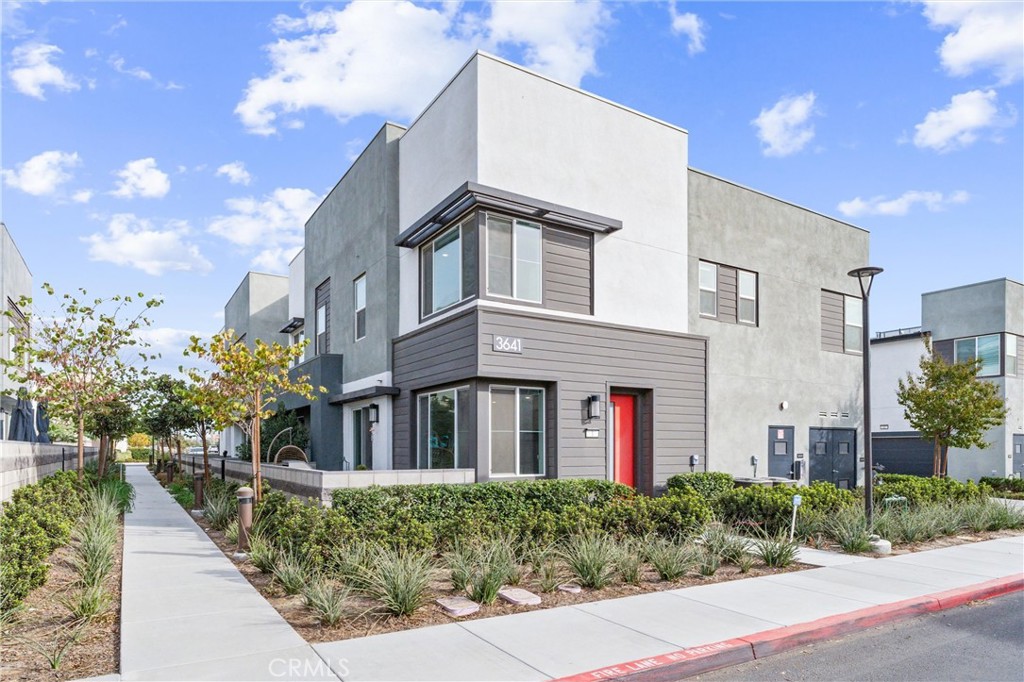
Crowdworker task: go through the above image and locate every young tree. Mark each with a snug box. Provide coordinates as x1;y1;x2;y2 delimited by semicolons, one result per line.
176;369;228;485
141;374;194;475
86;398;137;478
185;330;322;501
897;341;1007;477
0;285;161;480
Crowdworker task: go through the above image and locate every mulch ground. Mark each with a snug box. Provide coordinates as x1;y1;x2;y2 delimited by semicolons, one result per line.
194;513;811;644
0;524;123;681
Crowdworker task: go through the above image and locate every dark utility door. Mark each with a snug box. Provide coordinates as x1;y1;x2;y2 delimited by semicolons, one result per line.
809;428;857;489
768;426;795;478
1014;434;1024;478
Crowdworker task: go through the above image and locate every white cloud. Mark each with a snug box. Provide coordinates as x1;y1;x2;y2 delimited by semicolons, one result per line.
8;42;80;99
486;1;611;84
235;0;611;135
207;188;321;272
215;161;252;186
837;189;969;218
922;1;1023;85
109;54;152;81
84;213;213;276
912;89;1014;152
2;150;80;196
668;2;706;55
72;189;93;204
751;92;819;157
111;158;171;199
106;17;128;36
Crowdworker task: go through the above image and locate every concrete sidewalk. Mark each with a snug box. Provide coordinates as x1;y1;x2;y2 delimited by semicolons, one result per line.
118;465;338;681
312;536;1023;681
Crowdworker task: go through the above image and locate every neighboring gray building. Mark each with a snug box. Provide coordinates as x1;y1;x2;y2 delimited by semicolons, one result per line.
871;278;1023;481
221;52;871;492
0;223;32;440
219;272;290;459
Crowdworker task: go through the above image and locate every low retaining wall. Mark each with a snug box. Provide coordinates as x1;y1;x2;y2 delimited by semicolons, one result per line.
176;454;475;505
0;442;100;502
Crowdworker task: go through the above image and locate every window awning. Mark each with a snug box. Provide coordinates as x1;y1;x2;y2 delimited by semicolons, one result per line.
395;181;622;248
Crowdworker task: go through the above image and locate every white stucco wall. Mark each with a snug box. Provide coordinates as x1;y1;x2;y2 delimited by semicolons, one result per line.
288;249;305;320
474;55;689;333
870;335;929;433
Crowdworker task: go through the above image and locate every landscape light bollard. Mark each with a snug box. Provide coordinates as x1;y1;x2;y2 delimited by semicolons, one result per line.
236;486;254;553
193;472;204;511
848;265;883;529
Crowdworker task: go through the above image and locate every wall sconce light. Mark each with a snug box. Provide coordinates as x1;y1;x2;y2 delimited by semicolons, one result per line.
587;395;601;420
367;403;379;424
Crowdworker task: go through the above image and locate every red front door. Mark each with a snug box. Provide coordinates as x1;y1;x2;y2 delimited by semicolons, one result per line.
611;394;635;487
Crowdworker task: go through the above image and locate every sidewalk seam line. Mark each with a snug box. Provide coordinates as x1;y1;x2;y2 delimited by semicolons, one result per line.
455;622;559;680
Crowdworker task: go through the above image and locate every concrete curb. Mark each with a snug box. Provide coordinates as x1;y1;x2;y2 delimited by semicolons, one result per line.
554;574;1024;682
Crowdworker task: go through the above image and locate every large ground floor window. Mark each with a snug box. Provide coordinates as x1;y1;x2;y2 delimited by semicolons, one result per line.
417;386;470;468
490;386;545;476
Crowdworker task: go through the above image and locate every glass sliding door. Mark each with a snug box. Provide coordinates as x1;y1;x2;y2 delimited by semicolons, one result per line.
490;386;545;476
417;386;469;469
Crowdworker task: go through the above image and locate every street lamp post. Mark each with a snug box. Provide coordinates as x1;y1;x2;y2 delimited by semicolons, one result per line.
848;266;883;528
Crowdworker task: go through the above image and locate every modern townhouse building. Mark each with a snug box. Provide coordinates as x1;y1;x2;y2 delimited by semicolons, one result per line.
1;223;32;440
871;278;1024;481
222;52;870;492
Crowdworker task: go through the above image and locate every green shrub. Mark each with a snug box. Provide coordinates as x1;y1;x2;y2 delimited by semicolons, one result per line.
980;477;1024;495
715;482;855;534
874;474;989;507
0;472;86;612
666;472;734;501
168;482;194;509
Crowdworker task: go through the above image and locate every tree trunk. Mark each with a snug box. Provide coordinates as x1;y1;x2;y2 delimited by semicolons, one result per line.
77;416;86;482
200;423;210;485
252;391;262;503
932;437;942;477
176;437;183;479
98;434;109;479
940;444;950;478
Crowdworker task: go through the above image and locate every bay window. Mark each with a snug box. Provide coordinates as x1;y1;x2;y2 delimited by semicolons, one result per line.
421;216;477;318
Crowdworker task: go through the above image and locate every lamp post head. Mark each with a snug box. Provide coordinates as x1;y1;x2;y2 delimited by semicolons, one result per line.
848;266;883;298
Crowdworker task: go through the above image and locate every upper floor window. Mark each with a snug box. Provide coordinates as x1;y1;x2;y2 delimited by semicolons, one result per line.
1006;334;1017;376
290;329;305;368
844;296;863;353
354;274;366;341
315;278;330;354
421;216;477;318
738;270;758;325
955;334;1000;377
486;214;542;303
698;262;718;317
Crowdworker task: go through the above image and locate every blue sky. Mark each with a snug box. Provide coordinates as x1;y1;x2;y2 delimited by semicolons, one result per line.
2;1;1021;372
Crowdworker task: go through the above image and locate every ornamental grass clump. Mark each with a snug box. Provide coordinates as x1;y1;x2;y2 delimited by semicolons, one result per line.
751;531;800;568
303;578;352;627
247;532;281;574
203;486;237;531
445;541;477;593
698;548;720;577
825;506;872;554
561;533;618;589
645;536;697;581
614;538;644;585
272;551;312;596
59;583;110;620
364;547;435;617
466;536;522;604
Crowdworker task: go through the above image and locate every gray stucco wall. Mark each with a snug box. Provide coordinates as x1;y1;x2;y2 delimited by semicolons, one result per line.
223;272;289;349
0;224;32;434
391;305;707;492
687;168;870;482
305;123;404;383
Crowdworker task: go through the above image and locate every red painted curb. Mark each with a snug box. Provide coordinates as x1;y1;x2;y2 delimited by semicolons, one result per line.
553;574;1024;682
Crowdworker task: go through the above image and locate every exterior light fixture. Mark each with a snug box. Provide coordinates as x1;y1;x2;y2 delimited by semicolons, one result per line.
367;403;380;424
587;395;601;420
848;265;883;527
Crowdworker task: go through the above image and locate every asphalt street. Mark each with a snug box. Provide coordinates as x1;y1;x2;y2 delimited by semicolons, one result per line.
696;591;1024;682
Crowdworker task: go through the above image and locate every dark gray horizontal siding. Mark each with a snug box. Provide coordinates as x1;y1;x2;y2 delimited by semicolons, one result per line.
478;308;706;490
821;290;845;353
392;311;477;387
543;227;592;315
718;266;737;324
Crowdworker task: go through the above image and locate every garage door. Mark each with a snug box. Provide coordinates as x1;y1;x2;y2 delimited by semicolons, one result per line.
872;432;933;477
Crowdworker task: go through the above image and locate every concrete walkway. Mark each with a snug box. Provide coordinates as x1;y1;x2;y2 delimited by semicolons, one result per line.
119;465;338;681
112;466;1023;681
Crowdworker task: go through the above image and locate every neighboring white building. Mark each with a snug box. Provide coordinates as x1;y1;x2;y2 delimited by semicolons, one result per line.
871;278;1024;480
0;223;32;441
